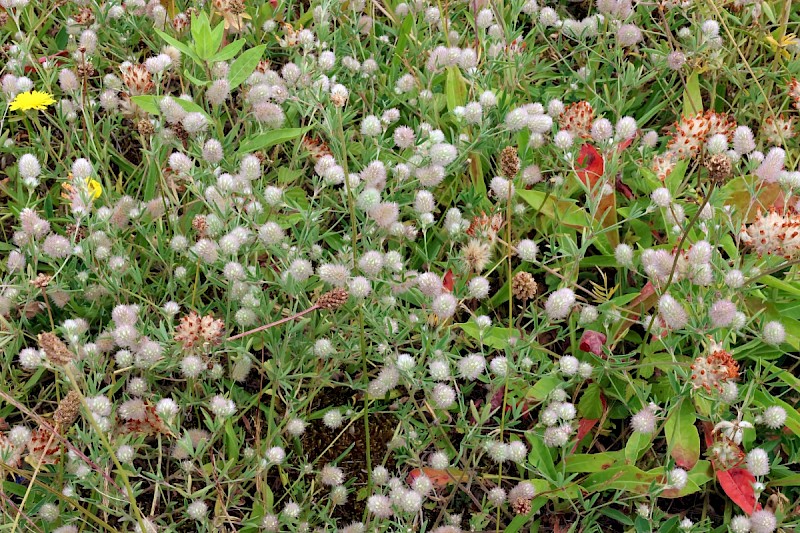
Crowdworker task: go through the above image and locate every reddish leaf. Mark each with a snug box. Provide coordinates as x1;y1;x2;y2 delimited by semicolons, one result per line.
571;394;607;453
717;468;758;515
615;176;634;200
24;51;69;74
579;330;607;356
617;137;634;152
576;144;605;188
407;467;461;488
442;269;454;293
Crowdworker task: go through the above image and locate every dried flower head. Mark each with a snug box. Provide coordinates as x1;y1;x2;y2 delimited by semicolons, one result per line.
511;272;537;301
53;391;82;430
705;153;732;183
174;312;225;349
690;342;739;393
38;332;75;366
316;288;349;310
499;146;520;178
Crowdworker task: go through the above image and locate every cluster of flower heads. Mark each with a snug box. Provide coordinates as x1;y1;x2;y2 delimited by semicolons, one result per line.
741;208;800;260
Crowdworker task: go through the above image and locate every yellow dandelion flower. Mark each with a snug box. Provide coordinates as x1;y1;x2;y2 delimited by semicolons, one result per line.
86;178;102;200
8;90;56;112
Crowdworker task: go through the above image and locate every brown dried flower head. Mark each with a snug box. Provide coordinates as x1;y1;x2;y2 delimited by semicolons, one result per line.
512;271;538;301
137;118;155;137
38;332;75;366
499;146;520;178
705;153;732;184
175;311;225;349
317;288;349;310
31;273;52;289
690;342;738;393
53;390;82;430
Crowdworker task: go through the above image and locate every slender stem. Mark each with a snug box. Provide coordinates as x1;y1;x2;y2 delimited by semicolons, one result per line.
333;107;372;508
640;182;715;346
11;432;55;532
227;305;318;341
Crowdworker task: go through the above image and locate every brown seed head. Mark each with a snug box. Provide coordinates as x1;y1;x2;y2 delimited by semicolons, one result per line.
53;390;82;430
31;273;53;289
137;118;155;137
512;271;538;301
500;146;520;178
705;153;732;183
512;497;532;515
38;332;75;366
316;288;349;310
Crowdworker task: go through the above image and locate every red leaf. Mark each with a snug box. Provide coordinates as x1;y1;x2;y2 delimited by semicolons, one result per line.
717;468;758;515
442;269;454;293
407;467;458;488
579;330;607;356
571;418;599;453
576;144;605;188
570;394;607;453
615;176;634;200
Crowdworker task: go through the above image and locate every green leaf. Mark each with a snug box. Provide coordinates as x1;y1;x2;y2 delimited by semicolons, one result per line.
211;39;246;62
445;67;466;113
517;189;590;229
457;322;517;350
525;434;557;479
664;399;700;470
563;452;624;473
578;383;603;419
183;68;209;86
581;465;658;493
525;376;562;402
761;275;800;298
237;127;307;155
625;430;652;464
55;27;68;49
191;11;215;60
155;28;200;64
172;97;210;119
210;21;225;56
129;95;160;114
129;95;211;122
682;70;702;116
228;44;266;90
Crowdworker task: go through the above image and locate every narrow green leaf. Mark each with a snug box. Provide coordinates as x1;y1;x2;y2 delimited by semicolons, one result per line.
183;68;209;87
192;11;215;60
210;21;226;56
445;67;467;113
237;127;307;155
155;28;201;64
228;44;266;90
563;452;624;473
211;39;245;62
761;275;800;298
682;70;702;116
172;97;210;119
